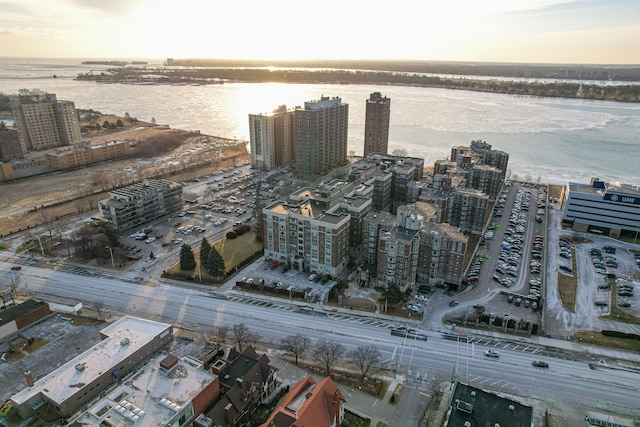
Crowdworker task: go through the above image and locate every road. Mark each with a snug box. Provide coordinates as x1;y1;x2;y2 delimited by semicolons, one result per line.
3;261;639;417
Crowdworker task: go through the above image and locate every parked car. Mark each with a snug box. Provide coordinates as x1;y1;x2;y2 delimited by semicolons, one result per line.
449;300;459;307
11;266;22;271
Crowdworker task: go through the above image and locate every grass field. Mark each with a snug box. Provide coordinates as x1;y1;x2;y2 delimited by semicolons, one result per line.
574;331;640;353
167;231;263;281
557;247;578;312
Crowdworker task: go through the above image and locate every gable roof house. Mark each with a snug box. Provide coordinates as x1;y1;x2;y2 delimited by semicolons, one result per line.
194;346;278;427
260;376;346;427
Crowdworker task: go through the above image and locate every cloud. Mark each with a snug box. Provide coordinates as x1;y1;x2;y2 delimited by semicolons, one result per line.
0;1;35;16
0;30;13;35
67;0;137;13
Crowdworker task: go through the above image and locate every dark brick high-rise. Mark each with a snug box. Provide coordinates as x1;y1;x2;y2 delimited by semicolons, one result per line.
364;92;390;156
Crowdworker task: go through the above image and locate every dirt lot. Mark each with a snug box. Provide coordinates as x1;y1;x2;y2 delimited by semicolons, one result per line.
0;119;249;236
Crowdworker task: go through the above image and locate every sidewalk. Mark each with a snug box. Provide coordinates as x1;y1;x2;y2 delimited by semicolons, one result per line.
266;349;400;427
451;324;640;363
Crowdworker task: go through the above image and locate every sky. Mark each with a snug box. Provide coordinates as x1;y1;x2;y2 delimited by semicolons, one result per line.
1;0;639;64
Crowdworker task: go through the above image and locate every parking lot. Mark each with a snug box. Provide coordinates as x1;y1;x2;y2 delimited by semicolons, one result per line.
118;163;262;270
227;258;336;305
446;183;546;325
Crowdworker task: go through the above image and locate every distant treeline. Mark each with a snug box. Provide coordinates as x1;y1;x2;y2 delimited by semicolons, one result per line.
76;65;640;103
170;59;640;82
81;60;148;66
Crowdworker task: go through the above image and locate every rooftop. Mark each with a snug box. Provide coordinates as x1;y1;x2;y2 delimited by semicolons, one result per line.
71;352;217;426
0;299;49;327
447;382;532;427
11;316;171;406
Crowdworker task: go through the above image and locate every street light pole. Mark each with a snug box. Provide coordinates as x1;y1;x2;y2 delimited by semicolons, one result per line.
106;246;114;268
36;236;45;256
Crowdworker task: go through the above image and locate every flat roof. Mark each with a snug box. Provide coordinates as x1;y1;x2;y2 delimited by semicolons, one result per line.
0;299;49;327
448;383;532;427
11;316;171;406
71;352;216;426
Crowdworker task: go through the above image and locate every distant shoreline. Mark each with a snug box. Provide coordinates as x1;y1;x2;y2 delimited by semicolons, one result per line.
75;63;640;103
81;60;148;66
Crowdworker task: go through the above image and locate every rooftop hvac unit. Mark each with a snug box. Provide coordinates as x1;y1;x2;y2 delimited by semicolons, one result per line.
75;364;85;372
120;338;130;346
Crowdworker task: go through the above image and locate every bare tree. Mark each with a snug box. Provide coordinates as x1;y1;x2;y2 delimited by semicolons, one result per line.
314;339;345;376
9;274;23;298
94;300;104;316
232;323;256;352
349;344;381;383
281;334;311;366
38;209;57;241
391;147;408;157
204;326;230;355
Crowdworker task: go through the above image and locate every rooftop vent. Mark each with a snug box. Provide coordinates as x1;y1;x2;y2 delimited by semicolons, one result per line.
464;422;471;427
470;391;476;397
508;405;515;411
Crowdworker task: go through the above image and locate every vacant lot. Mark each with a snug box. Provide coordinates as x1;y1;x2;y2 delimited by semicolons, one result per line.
0;123;248;237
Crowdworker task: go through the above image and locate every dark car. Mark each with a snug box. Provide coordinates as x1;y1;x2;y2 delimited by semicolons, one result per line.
449;300;459;307
532;360;549;368
11;265;22;271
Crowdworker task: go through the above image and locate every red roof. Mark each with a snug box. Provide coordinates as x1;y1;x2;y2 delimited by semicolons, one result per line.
260;376;346;427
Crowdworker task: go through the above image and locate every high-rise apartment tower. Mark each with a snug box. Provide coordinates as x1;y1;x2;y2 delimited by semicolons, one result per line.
363;92;390;156
10;93;82;151
249;105;295;171
295;96;349;179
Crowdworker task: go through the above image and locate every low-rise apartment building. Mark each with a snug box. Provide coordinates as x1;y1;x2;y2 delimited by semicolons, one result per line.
98;179;183;233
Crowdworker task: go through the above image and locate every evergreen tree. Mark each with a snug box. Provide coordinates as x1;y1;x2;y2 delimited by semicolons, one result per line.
206;245;225;277
199;237;211;269
379;283;405;308
253;184;264;241
179;244;196;270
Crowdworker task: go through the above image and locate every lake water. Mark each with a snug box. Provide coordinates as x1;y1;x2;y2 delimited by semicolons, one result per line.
1;57;639;186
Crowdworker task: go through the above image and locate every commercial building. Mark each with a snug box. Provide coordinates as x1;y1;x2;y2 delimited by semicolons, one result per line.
443;382;533;427
70;352;220;427
294;96;349;179
10;93;82;151
45;140;131;170
10;316;173;419
363;92;390;156
249;105;295;171
561;177;640;237
98;179;184;233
